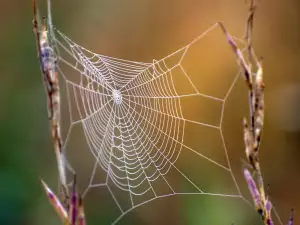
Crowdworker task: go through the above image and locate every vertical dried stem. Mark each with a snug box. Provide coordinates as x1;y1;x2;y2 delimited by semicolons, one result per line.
218;1;279;224
33;0;68;203
34;2;87;224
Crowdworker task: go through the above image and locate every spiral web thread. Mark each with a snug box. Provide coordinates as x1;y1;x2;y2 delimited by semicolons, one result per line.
48;20;255;224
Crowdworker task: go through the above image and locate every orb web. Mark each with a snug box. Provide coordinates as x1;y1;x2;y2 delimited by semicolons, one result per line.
45;4;257;223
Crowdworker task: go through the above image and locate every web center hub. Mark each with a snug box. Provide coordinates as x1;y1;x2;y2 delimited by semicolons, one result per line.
112;89;122;105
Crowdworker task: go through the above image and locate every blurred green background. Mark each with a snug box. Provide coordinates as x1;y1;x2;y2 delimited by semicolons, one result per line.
0;0;299;224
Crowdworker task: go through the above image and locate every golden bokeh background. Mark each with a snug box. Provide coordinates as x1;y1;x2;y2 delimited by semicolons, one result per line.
0;0;299;224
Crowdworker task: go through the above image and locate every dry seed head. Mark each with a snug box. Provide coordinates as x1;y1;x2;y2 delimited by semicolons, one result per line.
78;196;86;225
41;180;68;222
288;209;294;225
265;197;273;225
244;168;263;212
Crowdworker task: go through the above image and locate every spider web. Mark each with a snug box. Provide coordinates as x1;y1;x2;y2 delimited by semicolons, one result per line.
45;5;257;223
